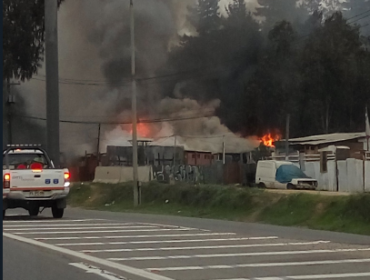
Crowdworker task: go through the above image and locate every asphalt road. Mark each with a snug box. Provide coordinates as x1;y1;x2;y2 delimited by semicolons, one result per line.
3;207;370;280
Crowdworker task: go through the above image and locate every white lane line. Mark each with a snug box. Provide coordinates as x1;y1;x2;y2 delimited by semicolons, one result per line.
3;223;137;228
108;248;370;261
34;232;237;241
15;228;196;235
3;232;173;280
5;225;158;231
255;278;283;280
209;279;249;280
146;258;370;271
3;219;107;223
211;279;249;280
137;222;210;232
284;272;370;279
81;241;329;253
255;278;284;280
57;236;278;246
70;263;128;280
250;272;370;280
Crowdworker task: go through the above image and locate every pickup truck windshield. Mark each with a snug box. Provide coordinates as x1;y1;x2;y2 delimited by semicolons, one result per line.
3;153;49;170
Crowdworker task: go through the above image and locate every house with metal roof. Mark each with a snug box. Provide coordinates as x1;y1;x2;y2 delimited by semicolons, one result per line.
274;132;367;157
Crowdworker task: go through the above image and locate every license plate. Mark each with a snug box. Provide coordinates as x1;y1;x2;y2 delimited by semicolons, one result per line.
29;191;45;197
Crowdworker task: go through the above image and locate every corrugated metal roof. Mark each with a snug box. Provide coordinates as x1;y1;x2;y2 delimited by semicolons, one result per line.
150;136;210;153
281;132;366;146
150;135;255;154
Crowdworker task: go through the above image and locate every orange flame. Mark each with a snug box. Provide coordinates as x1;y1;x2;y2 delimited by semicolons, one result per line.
260;133;280;147
130;123;151;138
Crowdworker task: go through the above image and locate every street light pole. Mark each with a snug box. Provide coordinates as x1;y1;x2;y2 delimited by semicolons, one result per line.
45;0;60;167
130;0;139;206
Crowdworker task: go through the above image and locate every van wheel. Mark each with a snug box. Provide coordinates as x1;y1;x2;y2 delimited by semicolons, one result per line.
287;183;295;190
28;206;39;217
258;183;266;189
52;207;64;219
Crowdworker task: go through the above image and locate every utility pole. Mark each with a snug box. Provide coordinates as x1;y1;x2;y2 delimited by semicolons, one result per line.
130;0;140;206
45;0;60;167
285;114;290;161
5;77;19;144
222;135;226;165
97;123;101;160
173;135;177;166
365;106;370;152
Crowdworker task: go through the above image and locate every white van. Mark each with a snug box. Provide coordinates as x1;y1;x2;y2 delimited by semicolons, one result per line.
255;160;318;190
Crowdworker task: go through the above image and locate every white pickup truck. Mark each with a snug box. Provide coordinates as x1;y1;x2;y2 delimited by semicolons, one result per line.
3;144;70;218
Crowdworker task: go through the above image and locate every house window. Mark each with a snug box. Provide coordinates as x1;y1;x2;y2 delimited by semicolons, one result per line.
192;154;196;159
197;154;200;158
320;152;328;173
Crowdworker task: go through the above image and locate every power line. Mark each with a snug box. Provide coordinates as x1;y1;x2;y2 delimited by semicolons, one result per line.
348;11;370;25
13;111;216;125
346;9;370;21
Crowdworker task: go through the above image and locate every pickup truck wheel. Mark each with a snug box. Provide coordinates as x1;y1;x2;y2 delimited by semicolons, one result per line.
28;207;39;217
52;207;64;219
287;183;295;190
258;183;266;189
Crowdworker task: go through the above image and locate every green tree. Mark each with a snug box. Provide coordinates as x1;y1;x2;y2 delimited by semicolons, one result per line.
299;12;363;133
301;0;343;14
3;0;64;82
188;0;221;36
255;0;307;33
225;0;249;26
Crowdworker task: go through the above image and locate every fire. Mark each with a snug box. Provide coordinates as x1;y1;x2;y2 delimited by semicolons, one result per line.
129;123;151;138
260;133;280;147
137;123;151;138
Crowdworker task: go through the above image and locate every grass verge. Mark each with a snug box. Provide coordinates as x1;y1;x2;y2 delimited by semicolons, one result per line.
68;181;370;236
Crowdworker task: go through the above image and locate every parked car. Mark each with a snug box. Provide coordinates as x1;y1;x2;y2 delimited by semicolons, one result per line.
255;160;318;190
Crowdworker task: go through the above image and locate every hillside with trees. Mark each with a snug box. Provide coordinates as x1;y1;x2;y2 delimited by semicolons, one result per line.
166;0;370;137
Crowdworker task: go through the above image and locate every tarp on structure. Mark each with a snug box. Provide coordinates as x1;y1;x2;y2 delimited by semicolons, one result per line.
275;164;308;183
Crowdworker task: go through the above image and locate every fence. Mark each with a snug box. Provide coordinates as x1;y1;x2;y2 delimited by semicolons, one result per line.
151;162;255;185
271;152;370;193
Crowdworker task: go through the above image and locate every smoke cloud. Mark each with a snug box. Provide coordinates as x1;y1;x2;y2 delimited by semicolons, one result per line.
13;0;366;160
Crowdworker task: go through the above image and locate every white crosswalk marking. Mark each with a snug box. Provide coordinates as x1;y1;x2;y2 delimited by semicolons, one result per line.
285;272;370;279
4;225;158;231
57;236;278;246
107;248;370;261
34;232;237;241
3;217;370;280
3;219;107;223
146;258;370;271
80;241;330;253
70;262;128;280
3;223;136;228
15;227;196;235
